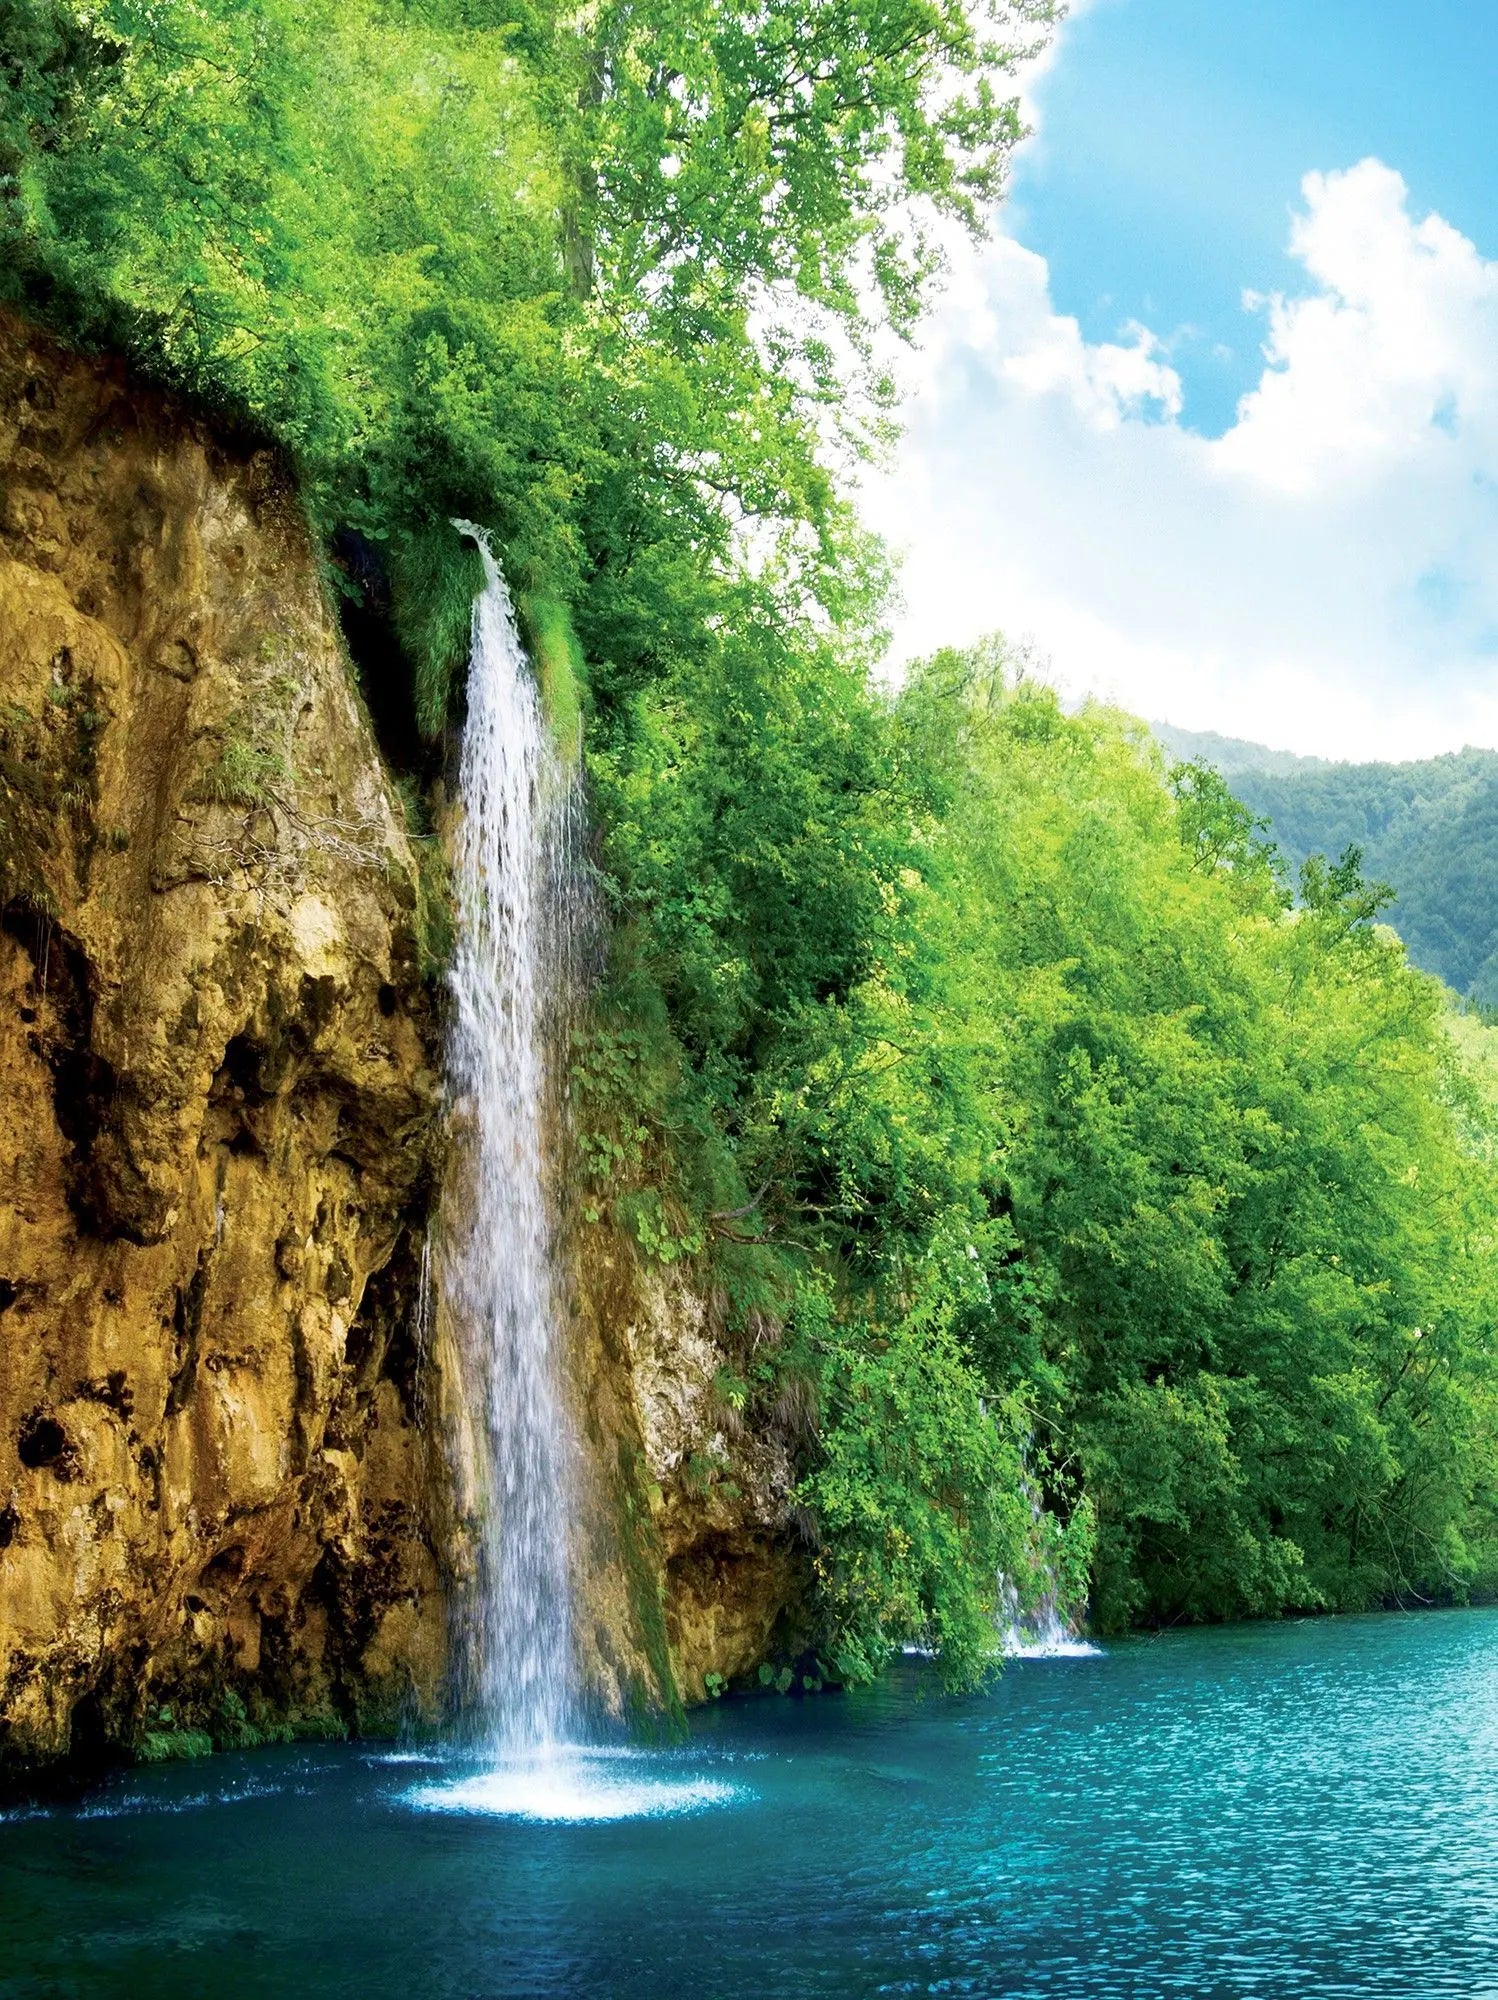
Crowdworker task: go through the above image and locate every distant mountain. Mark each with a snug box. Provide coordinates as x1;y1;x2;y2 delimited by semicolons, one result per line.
1152;727;1498;1003
1151;724;1332;779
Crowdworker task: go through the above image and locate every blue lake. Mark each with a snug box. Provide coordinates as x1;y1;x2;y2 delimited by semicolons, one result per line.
4;1607;1498;1998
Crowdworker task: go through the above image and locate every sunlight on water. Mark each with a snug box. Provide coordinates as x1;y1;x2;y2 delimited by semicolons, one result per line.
1;1775;305;1824
6;1617;1498;1997
406;1748;748;1822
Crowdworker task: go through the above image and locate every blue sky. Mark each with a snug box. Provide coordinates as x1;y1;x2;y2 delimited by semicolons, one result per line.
867;0;1498;757
1012;0;1498;436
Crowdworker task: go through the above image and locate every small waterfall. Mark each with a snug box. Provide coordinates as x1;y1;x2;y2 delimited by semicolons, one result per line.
996;1572;1100;1659
440;524;576;1756
997;1485;1101;1660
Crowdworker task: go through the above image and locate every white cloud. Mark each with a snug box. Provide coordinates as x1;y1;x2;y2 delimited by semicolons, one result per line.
898;233;1183;424
1218;161;1498;494
1004;302;1183;426
868;159;1498;759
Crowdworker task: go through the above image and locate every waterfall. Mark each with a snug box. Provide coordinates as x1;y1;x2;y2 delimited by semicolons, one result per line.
411;529;741;1821
440;524;576;1755
996;1571;1100;1659
997;1484;1101;1660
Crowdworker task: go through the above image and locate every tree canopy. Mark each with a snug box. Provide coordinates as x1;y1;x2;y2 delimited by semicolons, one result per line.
1155;726;1498;1007
0;0;1050;719
3;0;1496;1688
589;641;1498;1671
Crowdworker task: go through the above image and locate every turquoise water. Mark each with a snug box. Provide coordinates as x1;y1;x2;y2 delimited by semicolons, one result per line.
4;1608;1498;1998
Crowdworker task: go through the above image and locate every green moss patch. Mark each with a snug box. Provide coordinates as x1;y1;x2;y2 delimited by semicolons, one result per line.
520;592;585;767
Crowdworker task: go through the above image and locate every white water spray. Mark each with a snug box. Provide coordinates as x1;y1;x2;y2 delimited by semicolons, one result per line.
997;1485;1101;1660
996;1572;1101;1659
441;524;576;1755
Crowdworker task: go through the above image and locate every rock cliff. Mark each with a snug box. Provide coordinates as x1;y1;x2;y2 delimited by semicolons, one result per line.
0;316;445;1772
569;1241;802;1714
0;315;801;1778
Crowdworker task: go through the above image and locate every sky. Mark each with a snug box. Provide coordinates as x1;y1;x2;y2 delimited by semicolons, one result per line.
864;0;1498;759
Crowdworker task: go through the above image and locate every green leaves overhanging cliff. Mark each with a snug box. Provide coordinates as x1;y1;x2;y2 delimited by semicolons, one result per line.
0;0;1052;716
4;0;1497;1690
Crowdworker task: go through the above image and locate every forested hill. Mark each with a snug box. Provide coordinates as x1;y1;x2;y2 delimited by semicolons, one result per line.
1154;725;1498;1002
1150;725;1332;780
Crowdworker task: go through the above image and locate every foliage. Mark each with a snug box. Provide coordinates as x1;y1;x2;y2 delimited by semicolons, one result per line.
1155;726;1498;1005
5;0;1497;1691
390;529;490;741
136;1726;215;1764
591;635;1498;1667
793;1260;1046;1690
195;715;288;810
519;593;585;767
907;661;1498;1630
0;0;1048;735
135;1688;345;1762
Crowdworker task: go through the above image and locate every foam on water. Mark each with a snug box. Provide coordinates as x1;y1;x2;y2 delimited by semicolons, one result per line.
1003;1629;1104;1660
407;1749;747;1822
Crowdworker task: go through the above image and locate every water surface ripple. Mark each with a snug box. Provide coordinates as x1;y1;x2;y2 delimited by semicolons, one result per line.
3;1608;1497;1998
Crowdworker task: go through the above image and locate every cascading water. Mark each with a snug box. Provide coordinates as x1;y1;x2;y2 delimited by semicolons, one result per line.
409;529;742;1821
997;1483;1101;1660
439;524;576;1757
996;1572;1101;1659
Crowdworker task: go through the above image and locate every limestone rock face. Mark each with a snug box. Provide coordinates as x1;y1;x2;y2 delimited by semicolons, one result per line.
0;317;445;1771
569;1234;805;1712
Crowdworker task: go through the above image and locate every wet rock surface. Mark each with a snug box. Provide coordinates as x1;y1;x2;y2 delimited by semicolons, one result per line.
569;1239;804;1712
